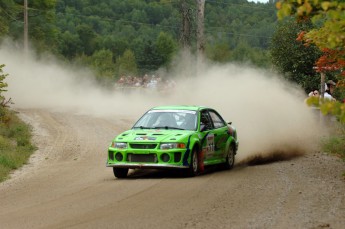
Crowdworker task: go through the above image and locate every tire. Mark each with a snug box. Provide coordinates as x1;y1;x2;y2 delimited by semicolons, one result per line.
187;148;199;177
224;145;235;170
113;167;128;178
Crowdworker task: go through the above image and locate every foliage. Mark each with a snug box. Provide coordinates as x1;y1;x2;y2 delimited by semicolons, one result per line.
0;109;36;182
76;24;97;56
156;32;177;68
1;0;277;80
90;49;116;81
276;0;345;77
321;123;345;163
0;0;20;36
231;41;271;67
205;0;277;50
6;0;59;53
206;42;231;63
0;64;8;101
0;65;11;126
277;0;345;122
0;66;36;182
307;96;345;123
117;49;138;77
270;17;321;92
277;1;345;48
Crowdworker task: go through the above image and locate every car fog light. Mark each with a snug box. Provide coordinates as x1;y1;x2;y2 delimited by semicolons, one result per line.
115;152;123;161
161;153;170;162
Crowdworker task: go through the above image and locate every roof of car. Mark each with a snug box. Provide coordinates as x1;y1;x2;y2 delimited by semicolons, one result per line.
151;105;208;111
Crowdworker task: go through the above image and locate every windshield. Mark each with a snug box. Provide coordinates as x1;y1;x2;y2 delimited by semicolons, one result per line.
133;110;197;131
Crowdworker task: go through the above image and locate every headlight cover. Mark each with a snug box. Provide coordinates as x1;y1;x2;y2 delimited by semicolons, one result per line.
111;142;127;149
160;143;185;150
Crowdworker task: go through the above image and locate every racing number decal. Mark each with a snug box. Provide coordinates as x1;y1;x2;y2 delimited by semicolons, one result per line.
204;133;215;158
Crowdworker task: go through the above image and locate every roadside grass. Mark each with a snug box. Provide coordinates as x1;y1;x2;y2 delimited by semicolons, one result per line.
321;122;345;177
322;135;345;160
0;107;36;182
322;124;345;160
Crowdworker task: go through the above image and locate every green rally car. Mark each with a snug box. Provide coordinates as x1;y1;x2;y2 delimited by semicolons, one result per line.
107;105;239;178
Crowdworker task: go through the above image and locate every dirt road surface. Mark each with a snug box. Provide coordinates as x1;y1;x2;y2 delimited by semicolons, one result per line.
0;109;344;229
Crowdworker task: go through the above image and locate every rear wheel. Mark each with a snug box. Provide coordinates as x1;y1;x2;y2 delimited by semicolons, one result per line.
224;146;235;170
113;168;128;178
187;148;199;177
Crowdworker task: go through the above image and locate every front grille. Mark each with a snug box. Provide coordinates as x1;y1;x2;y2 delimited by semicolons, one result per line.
130;144;157;149
128;153;157;163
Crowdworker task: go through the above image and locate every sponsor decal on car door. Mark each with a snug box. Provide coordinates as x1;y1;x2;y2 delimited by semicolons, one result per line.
202;133;215;160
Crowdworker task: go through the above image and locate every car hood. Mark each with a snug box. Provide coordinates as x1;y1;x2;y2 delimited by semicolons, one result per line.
115;129;193;143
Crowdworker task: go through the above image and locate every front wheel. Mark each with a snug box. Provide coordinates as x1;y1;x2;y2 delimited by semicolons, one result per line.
224;146;235;170
187;148;199;177
113;167;129;178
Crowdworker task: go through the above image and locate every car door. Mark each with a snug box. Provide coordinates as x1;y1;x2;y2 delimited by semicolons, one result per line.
199;110;216;161
208;110;229;160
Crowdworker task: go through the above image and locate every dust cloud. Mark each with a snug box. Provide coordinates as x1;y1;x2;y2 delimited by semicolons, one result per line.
0;41;322;164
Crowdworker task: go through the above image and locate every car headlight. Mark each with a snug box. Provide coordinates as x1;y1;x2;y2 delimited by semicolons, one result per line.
160;143;185;150
111;142;127;149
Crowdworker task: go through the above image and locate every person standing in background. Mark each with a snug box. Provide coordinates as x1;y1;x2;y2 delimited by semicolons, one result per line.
324;80;336;101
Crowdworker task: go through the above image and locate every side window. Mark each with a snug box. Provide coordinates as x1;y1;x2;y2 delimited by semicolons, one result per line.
200;111;213;130
209;110;226;129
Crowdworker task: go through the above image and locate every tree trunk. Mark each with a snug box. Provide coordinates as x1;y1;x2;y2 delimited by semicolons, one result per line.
180;0;191;49
196;0;205;58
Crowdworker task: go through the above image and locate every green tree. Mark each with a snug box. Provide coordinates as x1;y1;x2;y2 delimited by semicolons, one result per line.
270;17;321;92
277;0;345;122
133;39;162;73
156;32;176;67
0;0;19;36
101;36;129;57
90;49;116;81
230;41;252;63
28;0;58;53
117;49;138;77
0;0;58;53
0;0;279;77
277;0;345;75
206;42;231;63
58;31;81;59
76;24;97;55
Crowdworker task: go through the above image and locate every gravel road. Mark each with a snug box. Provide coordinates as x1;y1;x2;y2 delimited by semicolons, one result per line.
0;109;344;229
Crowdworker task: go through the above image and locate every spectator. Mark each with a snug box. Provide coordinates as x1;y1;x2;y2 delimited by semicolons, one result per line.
308;90;319;97
324;80;336;101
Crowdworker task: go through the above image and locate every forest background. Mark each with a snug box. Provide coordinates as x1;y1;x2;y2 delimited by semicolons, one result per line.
0;1;280;84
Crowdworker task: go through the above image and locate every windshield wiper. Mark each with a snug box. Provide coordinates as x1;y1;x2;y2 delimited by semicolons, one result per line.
154;126;185;130
133;126;152;129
